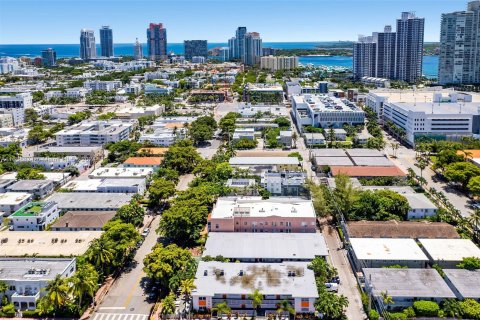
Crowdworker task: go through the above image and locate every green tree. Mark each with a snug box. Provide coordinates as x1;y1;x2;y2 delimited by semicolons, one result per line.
444;162;480;189
333;174;359;214
307;180;333;218
415;159;428;179
276;299;295;317
468;176;480;198
161;292;177;319
189;116;217;145
69;262;99;309
143;243;195;289
432;149;464;172
0;280;8;303
116;200;145;227
154;167;180;184
148;178;176;206
162;140;202;174
86;238;115;275
43;275;70;313
249;289;263;318
213;301;231;316
442;299;463;318
349;189;410;221
25;108;39;124
315;289;348;319
381;291;395;306
17;167;46;180
288;152;303;161
179;278;196;303
460;299;480;319
308;257;338;284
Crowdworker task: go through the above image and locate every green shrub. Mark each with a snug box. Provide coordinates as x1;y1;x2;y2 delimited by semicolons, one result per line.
387;312;407;320
461;299;480;319
368;309;379;320
21;310;40;318
403;307;415;319
413;300;440;317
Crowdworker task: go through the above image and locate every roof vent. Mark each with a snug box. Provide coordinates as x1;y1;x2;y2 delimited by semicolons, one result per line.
203;270;208;276
239;270;244;276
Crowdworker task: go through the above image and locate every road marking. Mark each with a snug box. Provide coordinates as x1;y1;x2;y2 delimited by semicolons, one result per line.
123;272;144;308
99;307;126;310
93;313;149;320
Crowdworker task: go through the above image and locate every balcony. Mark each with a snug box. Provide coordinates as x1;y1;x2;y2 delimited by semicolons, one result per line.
11;291;40;310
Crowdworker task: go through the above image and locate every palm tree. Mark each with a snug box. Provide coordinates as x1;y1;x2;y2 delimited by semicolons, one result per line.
161;292;177;319
327;127;336;149
381;291;394;307
314;293;348;319
179;278;196;303
43;275;70;313
69;263;98;310
416;159;428;179
276;300;295;318
249;289;263;318
291;131;298;149
390;142;400;158
213;301;231;317
469;209;480;242
86;238;115;275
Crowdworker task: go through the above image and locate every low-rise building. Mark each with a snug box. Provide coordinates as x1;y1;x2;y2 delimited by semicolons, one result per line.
261;171;307;196
192;261;318;316
364;268;456;309
443;269;480;301
229;157;301;173
418;238;480;268
243;83;284;104
33;146;104;161
0;192;33;218
232;128;255;142
6;180;55;198
15;156;79;171
10;201;60;231
304;133;325;146
55;120;135;146
138;128;178;146
47;192;133;211
203;233;328;262
123;157;163;169
89;167;153;179
83;80;122;92
277;130;293;148
0;114;14;127
62;178;146;194
0;92;32;125
0;258;76;310
345;221;460;239
50;211;116;231
350;238;429;269
208;197;316;233
144;84;172;95
115;105;164;119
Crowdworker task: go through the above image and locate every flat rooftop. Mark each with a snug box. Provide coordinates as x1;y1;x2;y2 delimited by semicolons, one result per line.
345;149;385;158
419;239;480;262
211;197;316;219
361;186;437;210
7;179;54;191
369;88;480;104
203;233;328;260
364;268;456;299
89;167;153;178
292;94;362;113
51;211;116;229
314;156;354;166
11;202;55;217
193;261;318;298
351;157;394;167
346;221;459;239
393;101;480;115
350;238;428;261
310;149;347;157
443;269;480;299
47;192;133;210
0;231;102;256
229;157;300;166
331;166;406;177
124;157;163;166
0;192;32;205
0;258;75;281
0;172;67;183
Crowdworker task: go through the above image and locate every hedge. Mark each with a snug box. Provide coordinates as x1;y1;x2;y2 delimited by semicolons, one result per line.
413;300;440;317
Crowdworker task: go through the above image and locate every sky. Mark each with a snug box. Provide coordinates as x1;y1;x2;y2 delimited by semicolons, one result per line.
0;0;468;44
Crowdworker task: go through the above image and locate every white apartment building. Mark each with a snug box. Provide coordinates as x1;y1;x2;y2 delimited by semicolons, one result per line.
45;88;89;101
0;192;33;218
291;94;365;131
0;128;29;147
139;128;179;146
0;93;32;125
83;80;122;92
55;120;135;146
10;201;60;231
366;88;480;146
15;156;79;170
0;114;14;127
115;105;164;119
62;178;146;194
260;55;299;71
0;258;76;310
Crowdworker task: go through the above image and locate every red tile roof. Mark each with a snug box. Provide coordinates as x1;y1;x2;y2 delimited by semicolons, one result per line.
330;165;406;177
124;157;163;166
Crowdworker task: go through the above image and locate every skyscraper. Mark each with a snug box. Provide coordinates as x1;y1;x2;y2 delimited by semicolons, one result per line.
395;12;425;83
41;48;57;67
439;1;480;85
374;26;396;79
80;29;96;60
228;37;237;60
235;27;247;61
134;38;143;60
243;32;263;66
184;40;208;61
353;36;376;79
100;26;114;57
147;23;167;61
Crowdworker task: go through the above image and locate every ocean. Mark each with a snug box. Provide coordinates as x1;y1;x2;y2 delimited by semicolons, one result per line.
0;42;439;77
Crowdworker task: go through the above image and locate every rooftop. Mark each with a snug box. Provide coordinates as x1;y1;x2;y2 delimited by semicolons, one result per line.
457;149;480;159
0;192;32;205
123;157;163;166
47;192;133;210
89;167;154;178
229;157;300;166
369;88;480;104
292;94;363;113
203;233;328;260
11;202;55;217
350;238;428;261
345;149;385;157
193;261;318;298
364;268;456;299
51;211;116;229
310;149;347;157
314;156;354;166
137;147;169;156
346;221;459;239
0;231;102;256
361;186;437;210
0;258;75;281
331;166;406;177
211;197;316;219
443;269;480;299
6;179;54;191
419;239;480;262
351;157;394;167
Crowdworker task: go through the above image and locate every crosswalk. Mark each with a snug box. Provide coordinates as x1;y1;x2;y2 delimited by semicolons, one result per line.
92;313;149;320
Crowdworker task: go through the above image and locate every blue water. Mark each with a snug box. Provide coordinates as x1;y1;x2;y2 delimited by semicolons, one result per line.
0;43;438;77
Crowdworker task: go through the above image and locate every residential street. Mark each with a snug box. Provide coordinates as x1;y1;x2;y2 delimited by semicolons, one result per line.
91;217;160;319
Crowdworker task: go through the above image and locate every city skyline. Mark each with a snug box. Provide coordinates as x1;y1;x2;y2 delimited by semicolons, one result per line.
0;0;464;44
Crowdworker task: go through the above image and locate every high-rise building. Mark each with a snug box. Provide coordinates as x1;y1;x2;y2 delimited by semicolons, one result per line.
134;38;143;60
374;26;396;79
80;29;96;61
439;1;480;85
235;27;247;61
353;36;376;79
219;47;230;62
243;32;263;66
395;12;425;83
228;37;237;60
260;56;299;71
147;23;167;61
184;40;208;61
99;26;114;57
41;48;57;67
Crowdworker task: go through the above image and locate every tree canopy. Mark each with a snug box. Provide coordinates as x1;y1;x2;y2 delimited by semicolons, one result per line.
348;189;410;221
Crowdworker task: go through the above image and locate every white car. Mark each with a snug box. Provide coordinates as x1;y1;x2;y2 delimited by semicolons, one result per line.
325;283;339;292
141;228;150;237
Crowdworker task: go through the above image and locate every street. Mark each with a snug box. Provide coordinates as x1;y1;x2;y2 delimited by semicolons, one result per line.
91;217;160;320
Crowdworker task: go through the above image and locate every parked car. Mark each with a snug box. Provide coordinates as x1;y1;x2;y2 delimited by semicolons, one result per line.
141;228;150;237
325;283;339;292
